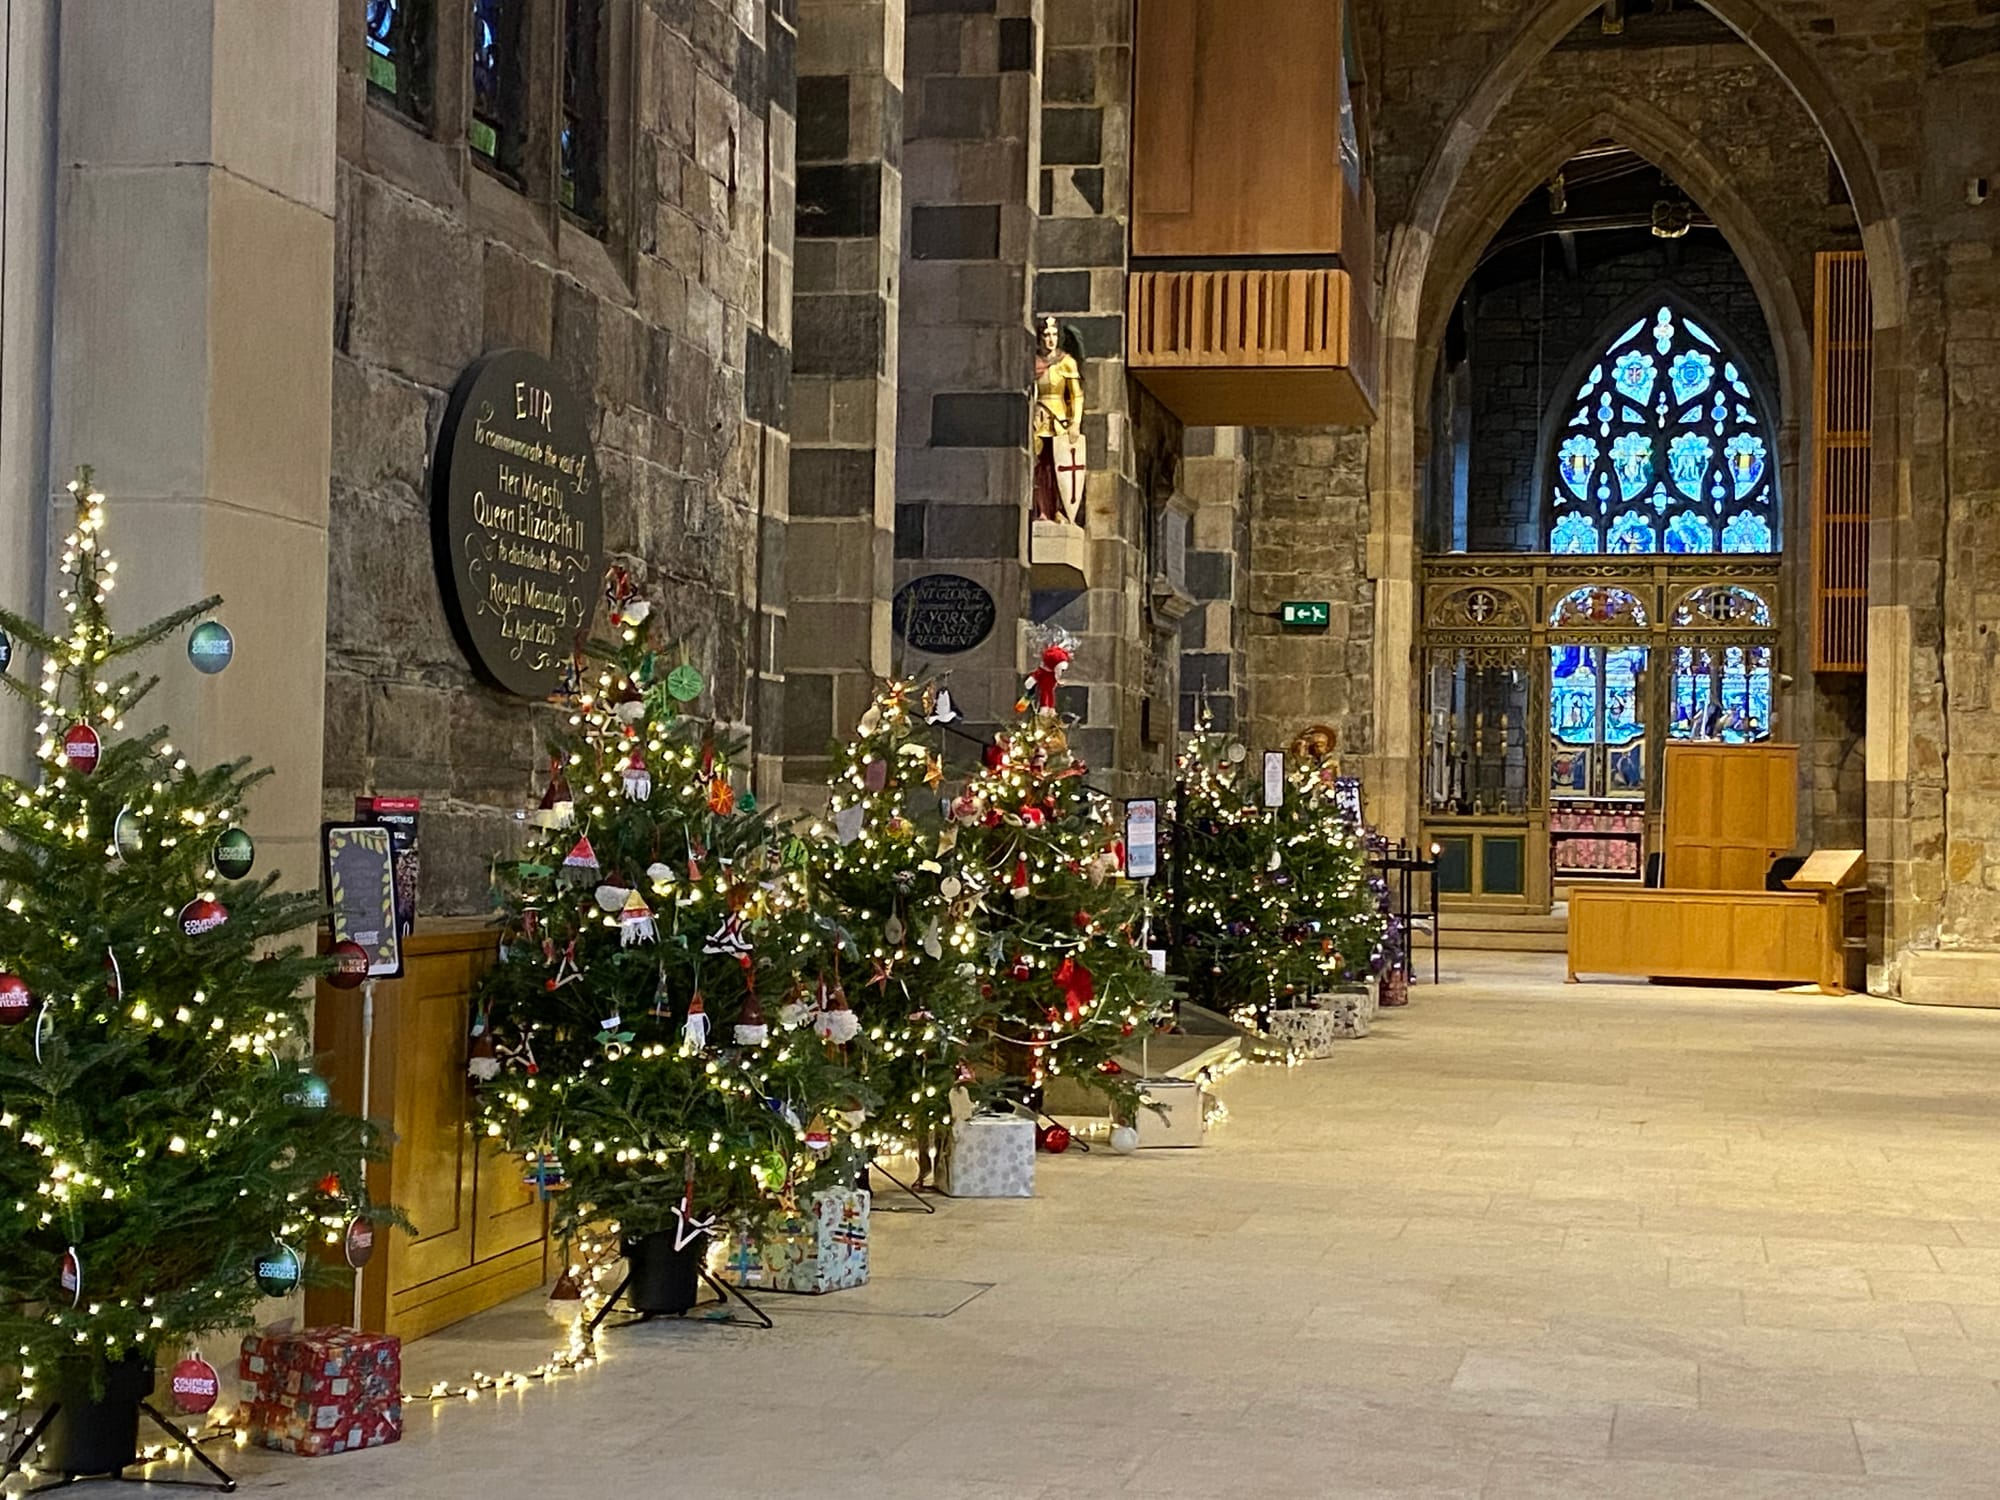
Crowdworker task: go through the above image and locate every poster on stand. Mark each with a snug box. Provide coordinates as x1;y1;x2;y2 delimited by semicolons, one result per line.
1124;798;1158;879
323;824;402;979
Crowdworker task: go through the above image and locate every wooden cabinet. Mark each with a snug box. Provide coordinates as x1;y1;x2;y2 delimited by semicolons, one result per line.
306;920;548;1341
1568;884;1846;991
1662;742;1799;890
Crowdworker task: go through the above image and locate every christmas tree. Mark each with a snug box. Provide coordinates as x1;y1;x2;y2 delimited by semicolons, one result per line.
0;471;388;1386
1171;714;1384;1023
953;703;1171;1119
810;679;982;1184
472;571;869;1248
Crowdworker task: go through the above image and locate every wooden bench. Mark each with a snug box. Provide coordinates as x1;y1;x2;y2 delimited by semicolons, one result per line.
1567;882;1851;993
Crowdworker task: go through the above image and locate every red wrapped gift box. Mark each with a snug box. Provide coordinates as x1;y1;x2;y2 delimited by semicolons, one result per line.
238;1326;402;1457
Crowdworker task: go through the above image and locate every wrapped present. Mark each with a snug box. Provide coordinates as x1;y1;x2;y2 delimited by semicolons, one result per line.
238;1326;402;1457
1305;990;1371;1038
1134;1078;1207;1148
937;1113;1035;1198
715;1187;870;1294
1268;1006;1341;1058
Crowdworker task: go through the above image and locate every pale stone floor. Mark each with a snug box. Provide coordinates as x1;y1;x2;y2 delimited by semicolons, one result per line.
211;951;2000;1497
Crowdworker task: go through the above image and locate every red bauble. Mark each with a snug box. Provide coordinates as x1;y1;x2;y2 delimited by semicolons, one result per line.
61;723;101;775
1099;1060;1123;1075
0;973;30;1026
169;1356;220;1415
317;1173;343;1196
1009;955;1034;982
1073;911;1093;929
178;898;229;938
343;1215;376;1270
1037;1124;1072;1154
327;940;369;989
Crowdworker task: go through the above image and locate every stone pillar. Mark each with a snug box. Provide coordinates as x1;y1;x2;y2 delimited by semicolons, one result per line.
1028;0;1183;792
1178;427;1248;735
0;7;57;773
1243;428;1376;768
783;0;904;790
53;3;338;888
892;0;1042;738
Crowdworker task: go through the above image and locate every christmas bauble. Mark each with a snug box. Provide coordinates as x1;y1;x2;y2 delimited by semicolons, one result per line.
178;898;229;937
327;940;369;989
1037;1124;1072;1154
0;625;10;676
1109;1126;1140;1155
287;1072;331;1110
62;723;100;775
0;973;30;1026
169;1356;220;1415
112;805;143;859
187;620;235;674
666;664;704;702
343;1216;376;1270
213;827;255;880
255;1244;302;1297
59;1245;83;1305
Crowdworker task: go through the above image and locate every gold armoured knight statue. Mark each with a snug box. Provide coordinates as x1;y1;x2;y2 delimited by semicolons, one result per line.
1031;316;1085;524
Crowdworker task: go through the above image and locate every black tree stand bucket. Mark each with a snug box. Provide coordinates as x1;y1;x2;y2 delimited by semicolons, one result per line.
3;1351;236;1492
583;1229;772;1335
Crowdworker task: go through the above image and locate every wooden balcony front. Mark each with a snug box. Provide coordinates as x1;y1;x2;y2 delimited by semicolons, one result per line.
1128;264;1378;427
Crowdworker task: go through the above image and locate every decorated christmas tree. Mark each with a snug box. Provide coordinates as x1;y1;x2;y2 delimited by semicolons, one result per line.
1170;710;1272;1015
810;678;982;1184
1171;713;1384;1023
471;570;867;1256
0;472;388;1398
952;699;1171;1121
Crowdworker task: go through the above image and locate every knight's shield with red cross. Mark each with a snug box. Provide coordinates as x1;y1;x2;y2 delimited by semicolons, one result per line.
1051;430;1087;521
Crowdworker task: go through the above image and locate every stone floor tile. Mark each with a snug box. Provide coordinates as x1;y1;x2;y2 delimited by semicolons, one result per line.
1608;1403;1864;1474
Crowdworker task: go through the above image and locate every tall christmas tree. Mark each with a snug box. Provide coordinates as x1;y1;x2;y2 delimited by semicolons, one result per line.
0;472;387;1388
472;572;868;1248
811;679;981;1184
953;703;1171;1118
1171;714;1385;1023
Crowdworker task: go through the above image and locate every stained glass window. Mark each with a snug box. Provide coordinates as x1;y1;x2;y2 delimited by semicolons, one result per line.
365;0;431;125
1546;304;1778;556
1670;645;1773;743
562;0;608;227
470;0;526;177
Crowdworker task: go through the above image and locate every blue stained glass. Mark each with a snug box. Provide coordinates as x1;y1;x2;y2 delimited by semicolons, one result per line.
1610;432;1652;500
1550;511;1598;554
1668;432;1711;498
367;0;398;56
1670;349;1714;404
1547;301;1776;559
1550;647;1599;746
1558;436;1598;499
1664;511;1714;553
1613;351;1656;405
1607;510;1656;553
1604;647;1647;746
1721;511;1774;552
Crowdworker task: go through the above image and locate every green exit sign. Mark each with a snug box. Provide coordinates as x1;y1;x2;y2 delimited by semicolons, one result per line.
1281;600;1330;628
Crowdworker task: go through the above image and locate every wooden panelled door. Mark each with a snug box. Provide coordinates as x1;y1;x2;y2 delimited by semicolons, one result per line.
1662;742;1799;890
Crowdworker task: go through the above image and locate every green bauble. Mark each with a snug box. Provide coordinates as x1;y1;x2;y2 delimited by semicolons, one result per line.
214;826;256;880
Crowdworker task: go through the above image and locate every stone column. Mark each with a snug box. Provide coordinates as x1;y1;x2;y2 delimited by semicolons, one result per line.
0;6;57;773
782;0;904;791
1177;427;1248;735
53;3;338;888
892;0;1042;738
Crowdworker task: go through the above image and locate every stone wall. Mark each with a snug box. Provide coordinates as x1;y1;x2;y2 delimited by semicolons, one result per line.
325;0;797;913
1242;428;1375;765
1178;426;1248;734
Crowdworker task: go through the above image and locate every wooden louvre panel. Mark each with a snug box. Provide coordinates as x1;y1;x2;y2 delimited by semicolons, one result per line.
1129;268;1351;368
1812;251;1871;673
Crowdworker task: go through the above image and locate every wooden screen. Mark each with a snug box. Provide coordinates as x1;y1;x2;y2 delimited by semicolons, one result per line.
1812;251;1871;672
1662;741;1799;891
